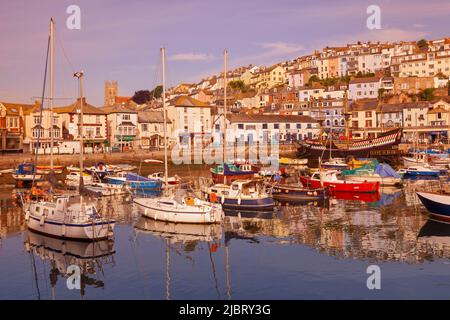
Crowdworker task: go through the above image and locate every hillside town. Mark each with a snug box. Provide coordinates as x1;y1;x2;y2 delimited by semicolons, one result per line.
1;38;450;154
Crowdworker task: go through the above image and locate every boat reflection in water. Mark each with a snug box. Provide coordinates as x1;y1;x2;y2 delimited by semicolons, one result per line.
224;187;450;263
24;231;115;299
417;220;450;259
134;217;222;243
134;217;224;300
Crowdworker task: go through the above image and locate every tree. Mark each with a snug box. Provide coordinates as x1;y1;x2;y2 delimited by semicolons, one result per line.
150;85;163;99
419;88;435;101
228;80;246;92
417;39;428;50
308;75;320;86
378;88;386;100
131;85;163;104
131;90;152;104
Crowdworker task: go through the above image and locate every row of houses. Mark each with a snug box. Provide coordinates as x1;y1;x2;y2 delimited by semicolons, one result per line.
0;95;320;153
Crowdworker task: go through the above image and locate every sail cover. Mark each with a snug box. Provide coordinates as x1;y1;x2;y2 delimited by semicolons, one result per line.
374;163;400;178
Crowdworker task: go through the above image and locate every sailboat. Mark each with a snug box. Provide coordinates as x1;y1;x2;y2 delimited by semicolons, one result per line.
22;20;115;241
133;47;223;224
201;50;274;212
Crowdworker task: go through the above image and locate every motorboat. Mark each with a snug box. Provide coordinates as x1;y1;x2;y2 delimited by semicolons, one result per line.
300;170;379;194
201;179;274;212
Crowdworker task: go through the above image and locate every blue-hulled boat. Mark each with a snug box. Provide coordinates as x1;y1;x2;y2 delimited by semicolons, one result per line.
417;191;450;223
104;172;127;185
12;163;43;182
126;172;163;194
405;165;440;177
201;179;274;212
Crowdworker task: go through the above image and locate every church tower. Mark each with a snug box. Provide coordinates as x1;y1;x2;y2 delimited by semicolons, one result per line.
104;80;118;106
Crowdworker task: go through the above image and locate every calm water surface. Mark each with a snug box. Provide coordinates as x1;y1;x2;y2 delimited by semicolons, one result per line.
2;175;450;300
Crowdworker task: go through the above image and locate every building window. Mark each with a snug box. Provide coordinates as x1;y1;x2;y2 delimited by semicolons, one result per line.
238;124;244;129
365;111;372;117
274;124;279;129
296;123;301;129
96;127;101;136
122;114;131;121
286;124;290;129
7;117;18;128
96;115;101;124
141;124;148;132
366;120;372;127
262;124;268;129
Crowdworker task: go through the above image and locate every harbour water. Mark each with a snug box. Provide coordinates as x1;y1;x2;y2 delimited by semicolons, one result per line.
2;176;450;300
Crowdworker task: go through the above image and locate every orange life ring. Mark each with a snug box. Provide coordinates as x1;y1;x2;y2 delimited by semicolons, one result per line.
210;192;218;203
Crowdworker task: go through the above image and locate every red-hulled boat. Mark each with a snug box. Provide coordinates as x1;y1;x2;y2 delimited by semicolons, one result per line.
334;191;381;203
299;170;379;194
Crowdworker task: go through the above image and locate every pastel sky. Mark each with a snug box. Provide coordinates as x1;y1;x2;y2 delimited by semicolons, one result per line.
1;0;449;106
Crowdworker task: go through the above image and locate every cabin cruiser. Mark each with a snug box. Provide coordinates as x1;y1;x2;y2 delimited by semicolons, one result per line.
201;179;274;212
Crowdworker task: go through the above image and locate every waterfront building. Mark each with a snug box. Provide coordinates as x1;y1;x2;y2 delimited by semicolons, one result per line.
137;110;172;150
0;101;36;153
53;98;108;152
25;107;63;153
213;114;319;144
168;95;212;146
102;104;138;151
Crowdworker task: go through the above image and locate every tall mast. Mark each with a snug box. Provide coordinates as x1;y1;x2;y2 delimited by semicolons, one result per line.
161;47;168;186
344;89;350;148
49;18;54;169
74;71;85;173
223;49;228;174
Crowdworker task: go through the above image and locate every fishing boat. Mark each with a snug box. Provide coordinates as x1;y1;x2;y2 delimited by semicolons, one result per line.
404;165;440;177
344;163;402;187
104;171;127;185
211;163;258;184
12;163;43;182
267;182;328;202
126;172;163;194
85;162;114;179
148;172;181;185
36;165;65;174
417;191;450;223
321;158;349;170
300;170;379;193
201;179;274;212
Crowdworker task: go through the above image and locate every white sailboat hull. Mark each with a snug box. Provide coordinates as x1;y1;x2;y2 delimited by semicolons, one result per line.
134;197;223;224
27;213;114;240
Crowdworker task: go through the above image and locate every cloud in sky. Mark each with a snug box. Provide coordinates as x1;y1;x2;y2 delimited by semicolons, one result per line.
232;42;305;66
168;53;215;61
